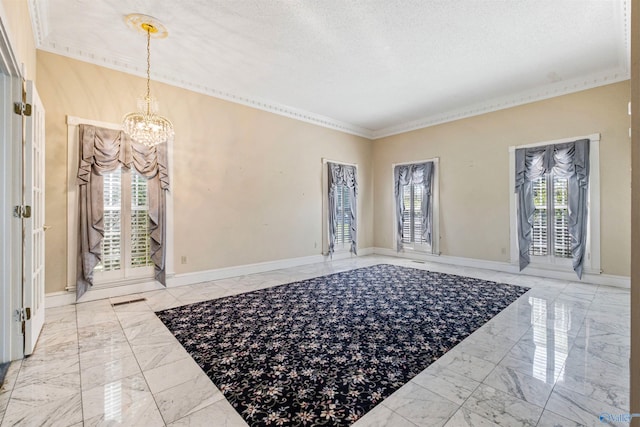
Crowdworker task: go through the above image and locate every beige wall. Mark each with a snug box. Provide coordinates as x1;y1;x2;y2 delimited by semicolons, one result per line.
373;82;631;277
36;48;631;294
1;0;36;79
37;51;373;293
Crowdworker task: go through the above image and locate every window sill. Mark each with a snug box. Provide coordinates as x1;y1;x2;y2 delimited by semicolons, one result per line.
400;246;435;255
325;248;357;258
93;274;156;289
514;260;601;276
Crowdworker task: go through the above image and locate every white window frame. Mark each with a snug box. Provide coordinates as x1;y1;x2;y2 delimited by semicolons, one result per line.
391;158;440;255
509;133;601;274
92;167;154;285
66;116;174;291
321;158;358;256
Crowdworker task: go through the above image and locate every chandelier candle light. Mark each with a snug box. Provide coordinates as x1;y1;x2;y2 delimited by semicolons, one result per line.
122;14;174;147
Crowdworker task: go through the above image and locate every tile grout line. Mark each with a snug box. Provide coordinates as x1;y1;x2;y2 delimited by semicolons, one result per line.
376;288;536;427
451;287;554;426
377;402;421;427
147;292;242;426
114;297;170;427
521;287;587;426
538;284;605;426
0;359;23;427
74;304;86;426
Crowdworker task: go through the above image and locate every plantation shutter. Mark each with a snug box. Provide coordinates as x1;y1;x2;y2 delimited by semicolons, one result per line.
130;171;152;267
412;185;424;243
99;169;122;272
337;185;352;245
96;169;153;274
401;184;425;245
335;185;349;244
553;176;571;258
530;176;547;256
401;185;411;244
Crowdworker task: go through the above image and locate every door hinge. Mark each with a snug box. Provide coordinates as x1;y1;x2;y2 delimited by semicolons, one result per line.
16;308;30;335
15;307;31;322
14;102;32;116
13;205;31;218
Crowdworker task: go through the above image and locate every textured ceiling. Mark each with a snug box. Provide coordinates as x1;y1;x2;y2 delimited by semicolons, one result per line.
29;0;630;139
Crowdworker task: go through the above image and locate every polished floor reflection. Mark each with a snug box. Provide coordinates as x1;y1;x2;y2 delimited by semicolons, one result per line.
0;256;630;426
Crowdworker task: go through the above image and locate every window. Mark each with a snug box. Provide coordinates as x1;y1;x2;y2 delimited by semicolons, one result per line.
529;173;571;263
94;167;153;283
394;160;438;254
68;119;172;298
510;134;601;276
325;161;357;255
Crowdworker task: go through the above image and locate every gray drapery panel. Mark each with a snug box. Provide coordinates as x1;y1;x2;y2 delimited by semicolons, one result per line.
327;162;357;256
394;162;434;251
76;124;170;299
514;139;590;278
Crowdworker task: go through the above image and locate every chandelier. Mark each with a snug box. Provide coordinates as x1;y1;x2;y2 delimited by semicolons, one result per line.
123;14;174;147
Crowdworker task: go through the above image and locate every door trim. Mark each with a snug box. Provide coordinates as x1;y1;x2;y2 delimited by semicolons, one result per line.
0;7;26;362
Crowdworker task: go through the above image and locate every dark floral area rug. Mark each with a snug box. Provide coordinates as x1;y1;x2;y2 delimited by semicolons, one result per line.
156;264;529;426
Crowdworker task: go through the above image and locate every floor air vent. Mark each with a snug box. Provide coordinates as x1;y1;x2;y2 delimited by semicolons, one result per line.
111;297;147;307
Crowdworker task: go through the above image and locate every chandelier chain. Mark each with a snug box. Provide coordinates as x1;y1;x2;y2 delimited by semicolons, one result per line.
146;27;151;115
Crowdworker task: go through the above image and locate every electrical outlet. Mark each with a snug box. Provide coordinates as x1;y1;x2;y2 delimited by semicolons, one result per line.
181;256;187;264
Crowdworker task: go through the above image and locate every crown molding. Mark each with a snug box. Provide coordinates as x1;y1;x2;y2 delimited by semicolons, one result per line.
28;0;47;50
371;67;630;140
37;38;629;142
36;43;374;138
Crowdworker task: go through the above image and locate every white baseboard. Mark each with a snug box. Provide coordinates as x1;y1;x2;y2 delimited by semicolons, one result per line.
517;265;630;288
356;247;375;256
45;291;76;308
46;245;626;308
374;247;515;272
46;248;376;306
335;247;374;258
168;254;325;287
168;248;373;287
373;247;630;288
46;280;165;308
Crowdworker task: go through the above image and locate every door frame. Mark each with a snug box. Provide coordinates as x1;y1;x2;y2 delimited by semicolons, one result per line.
0;11;27;362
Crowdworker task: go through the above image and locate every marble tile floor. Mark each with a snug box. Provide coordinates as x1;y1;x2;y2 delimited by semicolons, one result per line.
0;256;631;426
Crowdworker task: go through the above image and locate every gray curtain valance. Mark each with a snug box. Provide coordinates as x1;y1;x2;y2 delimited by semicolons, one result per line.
77;124;170;299
515;139;589;278
394;162;434;251
327;162;357;256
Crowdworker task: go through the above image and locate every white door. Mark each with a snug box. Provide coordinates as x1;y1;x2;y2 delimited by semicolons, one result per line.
23;80;45;355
